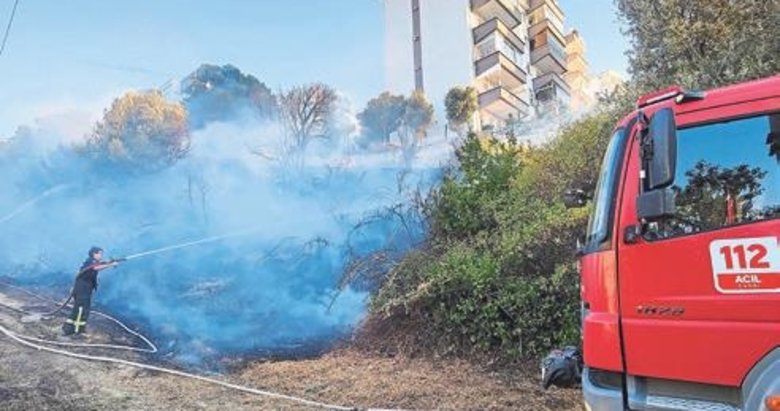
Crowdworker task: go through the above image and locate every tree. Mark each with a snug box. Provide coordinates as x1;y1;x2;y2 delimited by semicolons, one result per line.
358;92;407;142
396;91;434;163
278;83;338;154
401;90;434;141
85;90;189;171
616;0;780;93
181;64;276;128
445;86;478;135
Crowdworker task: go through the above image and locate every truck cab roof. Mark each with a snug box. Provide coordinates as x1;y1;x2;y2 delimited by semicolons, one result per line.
616;75;780;129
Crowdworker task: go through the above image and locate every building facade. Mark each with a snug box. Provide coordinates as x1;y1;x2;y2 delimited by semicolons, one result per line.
384;0;580;131
564;29;594;112
528;0;570;117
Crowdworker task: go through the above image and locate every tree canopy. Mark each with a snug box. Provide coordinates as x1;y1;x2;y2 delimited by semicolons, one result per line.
445;86;478;133
358;92;407;142
181;64;276;128
86;90;189;172
401;90;434;141
617;0;779;92
357;91;434;147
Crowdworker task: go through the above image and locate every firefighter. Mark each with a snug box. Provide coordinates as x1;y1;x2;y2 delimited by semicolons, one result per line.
62;247;121;336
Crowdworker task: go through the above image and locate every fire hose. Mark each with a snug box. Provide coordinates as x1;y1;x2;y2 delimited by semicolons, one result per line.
0;281;363;410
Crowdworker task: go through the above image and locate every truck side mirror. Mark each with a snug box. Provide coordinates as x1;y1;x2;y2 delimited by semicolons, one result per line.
643;108;677;190
637;188;675;221
636;108;678;222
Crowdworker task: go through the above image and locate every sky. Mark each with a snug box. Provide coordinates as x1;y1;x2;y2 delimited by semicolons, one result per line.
0;0;629;139
558;0;629;76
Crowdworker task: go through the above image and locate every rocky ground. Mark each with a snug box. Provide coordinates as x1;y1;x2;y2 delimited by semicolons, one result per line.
0;285;581;410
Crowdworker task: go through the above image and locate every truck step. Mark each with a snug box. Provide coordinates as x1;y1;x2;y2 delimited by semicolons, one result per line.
646;395;740;411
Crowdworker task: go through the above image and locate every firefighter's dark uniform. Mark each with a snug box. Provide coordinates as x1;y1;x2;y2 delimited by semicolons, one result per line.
62;259;100;335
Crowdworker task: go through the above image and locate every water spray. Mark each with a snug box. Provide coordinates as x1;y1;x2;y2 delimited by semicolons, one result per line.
0;184;69;226
120;228;260;261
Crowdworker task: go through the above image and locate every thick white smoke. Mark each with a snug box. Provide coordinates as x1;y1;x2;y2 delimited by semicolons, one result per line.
0;104;452;366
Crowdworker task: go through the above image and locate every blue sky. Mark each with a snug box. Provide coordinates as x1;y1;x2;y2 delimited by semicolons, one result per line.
558;0;629;75
0;0;629;138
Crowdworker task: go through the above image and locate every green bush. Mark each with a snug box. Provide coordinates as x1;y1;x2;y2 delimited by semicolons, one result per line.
363;0;778;362
429;135;522;241
368;119;610;360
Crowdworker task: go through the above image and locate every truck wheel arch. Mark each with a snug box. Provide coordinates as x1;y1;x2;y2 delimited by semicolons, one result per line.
743;347;780;411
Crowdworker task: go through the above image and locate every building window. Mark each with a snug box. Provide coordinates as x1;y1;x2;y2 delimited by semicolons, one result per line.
498;36;526;67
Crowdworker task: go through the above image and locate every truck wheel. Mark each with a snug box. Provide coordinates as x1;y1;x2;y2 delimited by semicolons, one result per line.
743;348;780;411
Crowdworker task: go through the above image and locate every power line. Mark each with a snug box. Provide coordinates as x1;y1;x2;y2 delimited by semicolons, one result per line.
0;0;20;58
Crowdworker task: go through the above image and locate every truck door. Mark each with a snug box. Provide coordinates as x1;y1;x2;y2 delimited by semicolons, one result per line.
617;108;780;387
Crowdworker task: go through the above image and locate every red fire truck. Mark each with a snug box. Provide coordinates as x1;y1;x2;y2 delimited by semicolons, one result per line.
572;76;780;410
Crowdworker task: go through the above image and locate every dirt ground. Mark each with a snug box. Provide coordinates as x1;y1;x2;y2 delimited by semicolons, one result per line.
0;285;582;410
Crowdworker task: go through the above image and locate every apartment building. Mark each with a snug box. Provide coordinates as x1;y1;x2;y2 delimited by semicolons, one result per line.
528;0;570;116
384;0;580;131
564;29;594;112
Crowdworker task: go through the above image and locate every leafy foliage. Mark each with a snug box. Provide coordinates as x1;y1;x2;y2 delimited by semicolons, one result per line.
85;90;189;172
429;135;523;241
360;0;779;364
388;91;435;164
445;86;478;134
181;64;276;128
400;91;434;141
617;0;780;93
368;121;605;359
358;92;407;142
357;91;434;155
517;112;618;203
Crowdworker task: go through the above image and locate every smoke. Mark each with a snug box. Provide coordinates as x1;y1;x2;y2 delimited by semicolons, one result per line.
0;104;452;366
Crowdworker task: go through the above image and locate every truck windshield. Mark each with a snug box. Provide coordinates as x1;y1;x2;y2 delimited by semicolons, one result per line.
585;128;627;247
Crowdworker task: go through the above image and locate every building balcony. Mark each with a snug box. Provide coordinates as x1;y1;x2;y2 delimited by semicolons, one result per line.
530;0;564;23
478;86;531;122
473;17;526;52
534;73;571;113
533;71;570;97
531;34;567;75
471;0;528;29
529;17;566;46
475;51;528;91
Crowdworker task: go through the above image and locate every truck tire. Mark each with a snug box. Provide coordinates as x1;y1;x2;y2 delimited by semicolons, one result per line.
743;348;780;411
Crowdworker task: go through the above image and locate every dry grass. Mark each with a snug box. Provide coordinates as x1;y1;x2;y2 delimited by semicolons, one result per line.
0;285;582;410
238;349;582;410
